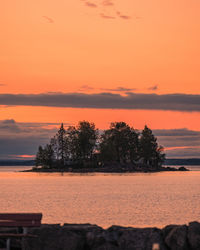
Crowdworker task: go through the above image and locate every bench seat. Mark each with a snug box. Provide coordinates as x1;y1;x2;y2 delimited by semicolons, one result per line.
0;233;38;238
0;213;42;250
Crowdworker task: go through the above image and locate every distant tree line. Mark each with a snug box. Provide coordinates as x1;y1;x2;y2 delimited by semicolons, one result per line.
35;121;165;169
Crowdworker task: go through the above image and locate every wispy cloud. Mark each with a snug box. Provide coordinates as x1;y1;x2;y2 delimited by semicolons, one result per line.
153;128;200;158
0;120;63;160
79;85;94;91
81;0;132;21
100;87;137;92
0;83;6;86
42;16;54;23
0;119;65;135
85;2;98;8
78;85;136;92
116;11;131;20
11;154;35;159
100;13;115;19
153;128;200;137
153;128;200;152
101;0;114;6
165;146;200;151
148;85;158;91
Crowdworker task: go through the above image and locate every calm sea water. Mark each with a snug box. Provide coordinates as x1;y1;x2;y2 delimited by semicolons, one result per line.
0;166;199;228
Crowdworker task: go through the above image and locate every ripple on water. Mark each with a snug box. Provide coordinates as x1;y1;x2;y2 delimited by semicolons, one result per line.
0;167;200;228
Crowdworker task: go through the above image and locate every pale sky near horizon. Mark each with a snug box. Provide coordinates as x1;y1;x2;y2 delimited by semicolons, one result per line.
0;0;200;158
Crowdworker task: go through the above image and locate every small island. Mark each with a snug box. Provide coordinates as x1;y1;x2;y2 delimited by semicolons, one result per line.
29;121;188;173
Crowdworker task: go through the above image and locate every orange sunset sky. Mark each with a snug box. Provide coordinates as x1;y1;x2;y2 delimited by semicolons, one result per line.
0;0;200;159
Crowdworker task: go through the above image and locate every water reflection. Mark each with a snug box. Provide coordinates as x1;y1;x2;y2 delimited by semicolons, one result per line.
0;166;199;228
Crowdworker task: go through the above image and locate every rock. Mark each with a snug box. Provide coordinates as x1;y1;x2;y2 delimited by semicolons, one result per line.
163;224;189;250
86;226;120;250
178;167;189;171
114;226;167;250
188;221;200;249
0;221;199;250
162;224;177;239
22;224;86;250
86;225;167;250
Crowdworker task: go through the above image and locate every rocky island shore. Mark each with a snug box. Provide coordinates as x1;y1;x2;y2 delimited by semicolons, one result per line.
0;221;199;249
26;164;189;173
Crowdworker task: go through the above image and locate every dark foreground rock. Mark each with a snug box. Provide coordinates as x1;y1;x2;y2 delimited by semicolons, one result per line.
1;221;199;250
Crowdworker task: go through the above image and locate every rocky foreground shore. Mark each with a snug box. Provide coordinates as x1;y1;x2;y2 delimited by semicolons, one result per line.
1;221;199;249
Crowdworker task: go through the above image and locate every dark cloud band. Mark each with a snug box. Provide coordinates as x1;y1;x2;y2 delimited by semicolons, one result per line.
0;120;199;159
0;92;200;111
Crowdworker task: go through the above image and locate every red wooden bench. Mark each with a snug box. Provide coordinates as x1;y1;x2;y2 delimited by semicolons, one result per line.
0;213;42;250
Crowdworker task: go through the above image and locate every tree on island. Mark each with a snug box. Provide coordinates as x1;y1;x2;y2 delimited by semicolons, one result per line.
35;146;44;167
99;122;139;164
50;123;66;166
35;121;165;170
35;144;54;168
65;121;98;164
139;125;165;168
35;121;98;168
76;121;98;162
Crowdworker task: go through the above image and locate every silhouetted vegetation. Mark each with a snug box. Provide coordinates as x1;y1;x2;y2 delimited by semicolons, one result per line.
99;122;139;163
35;121;166;171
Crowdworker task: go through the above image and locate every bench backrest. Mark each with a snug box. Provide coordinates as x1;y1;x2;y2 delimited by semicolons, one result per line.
0;213;42;227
